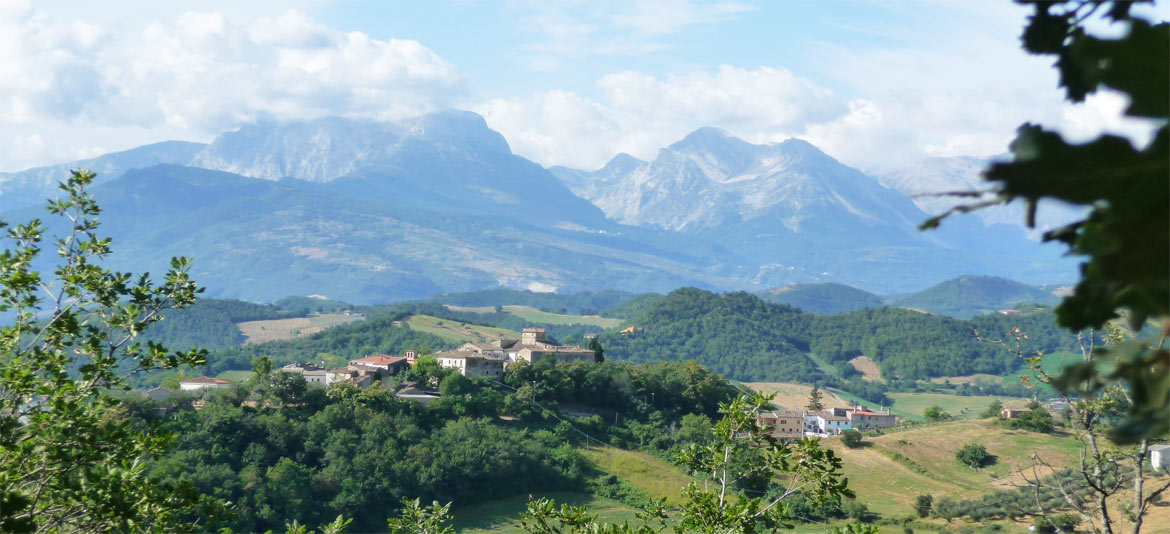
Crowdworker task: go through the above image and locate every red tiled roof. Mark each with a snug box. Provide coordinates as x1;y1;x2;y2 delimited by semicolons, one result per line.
181;376;229;384
351;355;406;366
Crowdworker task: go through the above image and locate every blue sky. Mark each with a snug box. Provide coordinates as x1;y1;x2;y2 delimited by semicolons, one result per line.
2;0;1164;173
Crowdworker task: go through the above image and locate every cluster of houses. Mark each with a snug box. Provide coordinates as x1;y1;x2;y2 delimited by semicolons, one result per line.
758;406;898;440
433;328;597;378
155;327;599;402
279;353;413;388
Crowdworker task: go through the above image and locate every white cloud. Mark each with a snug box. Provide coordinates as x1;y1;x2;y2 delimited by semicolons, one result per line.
477;65;845;169
0;5;462;171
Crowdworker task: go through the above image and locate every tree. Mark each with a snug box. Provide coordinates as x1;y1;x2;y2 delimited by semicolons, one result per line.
587;336;605;363
386;498;455;534
520;393;852;534
0;170;211;532
806;385;825;411
982;399;1004;419
840;429;864;448
923;405;951;422
956;443;994;469
913;494;933;518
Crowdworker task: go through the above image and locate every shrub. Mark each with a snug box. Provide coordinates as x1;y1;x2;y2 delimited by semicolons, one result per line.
956;442;994;468
841;429;864;448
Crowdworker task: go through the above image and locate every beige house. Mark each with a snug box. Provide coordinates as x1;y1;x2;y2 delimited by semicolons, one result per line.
434;350;506;378
758;410;805;441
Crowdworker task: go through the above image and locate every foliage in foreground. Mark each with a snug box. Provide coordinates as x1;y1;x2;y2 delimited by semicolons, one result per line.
0;170;210;533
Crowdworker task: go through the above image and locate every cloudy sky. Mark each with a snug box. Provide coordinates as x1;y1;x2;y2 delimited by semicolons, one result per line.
2;0;1164;174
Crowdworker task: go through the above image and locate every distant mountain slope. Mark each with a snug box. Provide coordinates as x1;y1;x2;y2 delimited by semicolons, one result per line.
879;156;1084;238
892;275;1060;319
0;141;205;210
4;113;1077;301
552;128;1075;292
757;283;884;314
7;163;739;304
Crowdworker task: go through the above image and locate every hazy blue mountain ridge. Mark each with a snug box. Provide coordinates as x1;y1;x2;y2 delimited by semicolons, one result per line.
1;112;1076;302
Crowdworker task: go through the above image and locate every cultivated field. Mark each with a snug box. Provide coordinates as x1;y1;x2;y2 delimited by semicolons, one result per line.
236;313;363;344
743;382;853;411
445;304;622;329
404;314;519;344
849;355;884;382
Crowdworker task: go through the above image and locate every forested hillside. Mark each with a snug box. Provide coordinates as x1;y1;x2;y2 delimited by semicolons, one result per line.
600;288;1072;384
757;283;884;314
140;299;294;349
132;360;738;532
599;289;817;382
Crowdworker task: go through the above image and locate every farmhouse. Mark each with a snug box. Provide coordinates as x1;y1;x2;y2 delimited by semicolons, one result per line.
1001;408;1029;419
280;363;328;385
847;406;897;430
808;410;852;435
179;377;231;392
436;327;599;377
758;410;805;441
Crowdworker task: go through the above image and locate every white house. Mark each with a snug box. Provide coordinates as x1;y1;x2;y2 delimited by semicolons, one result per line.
1150;444;1170;471
178;377;230;392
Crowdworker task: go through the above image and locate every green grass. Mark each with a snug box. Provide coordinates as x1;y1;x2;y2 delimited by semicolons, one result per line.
579;446;696;506
1003;351;1081;393
215;370;255;382
453;492;637;533
827;419;1082;516
404;314;519;344
501;306;623;329
889;392;1031;420
806;352;841;377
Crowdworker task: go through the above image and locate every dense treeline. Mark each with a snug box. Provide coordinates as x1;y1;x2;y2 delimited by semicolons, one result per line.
756;283;884;315
130;359;738;532
811;308;1070;380
140;298;296;349
599;289;819;382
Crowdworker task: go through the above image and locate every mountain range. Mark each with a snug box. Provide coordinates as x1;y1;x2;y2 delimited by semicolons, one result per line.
0;111;1077;303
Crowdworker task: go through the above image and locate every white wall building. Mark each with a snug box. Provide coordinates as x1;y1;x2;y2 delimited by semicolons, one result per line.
1150;444;1170;471
178;377;230;392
